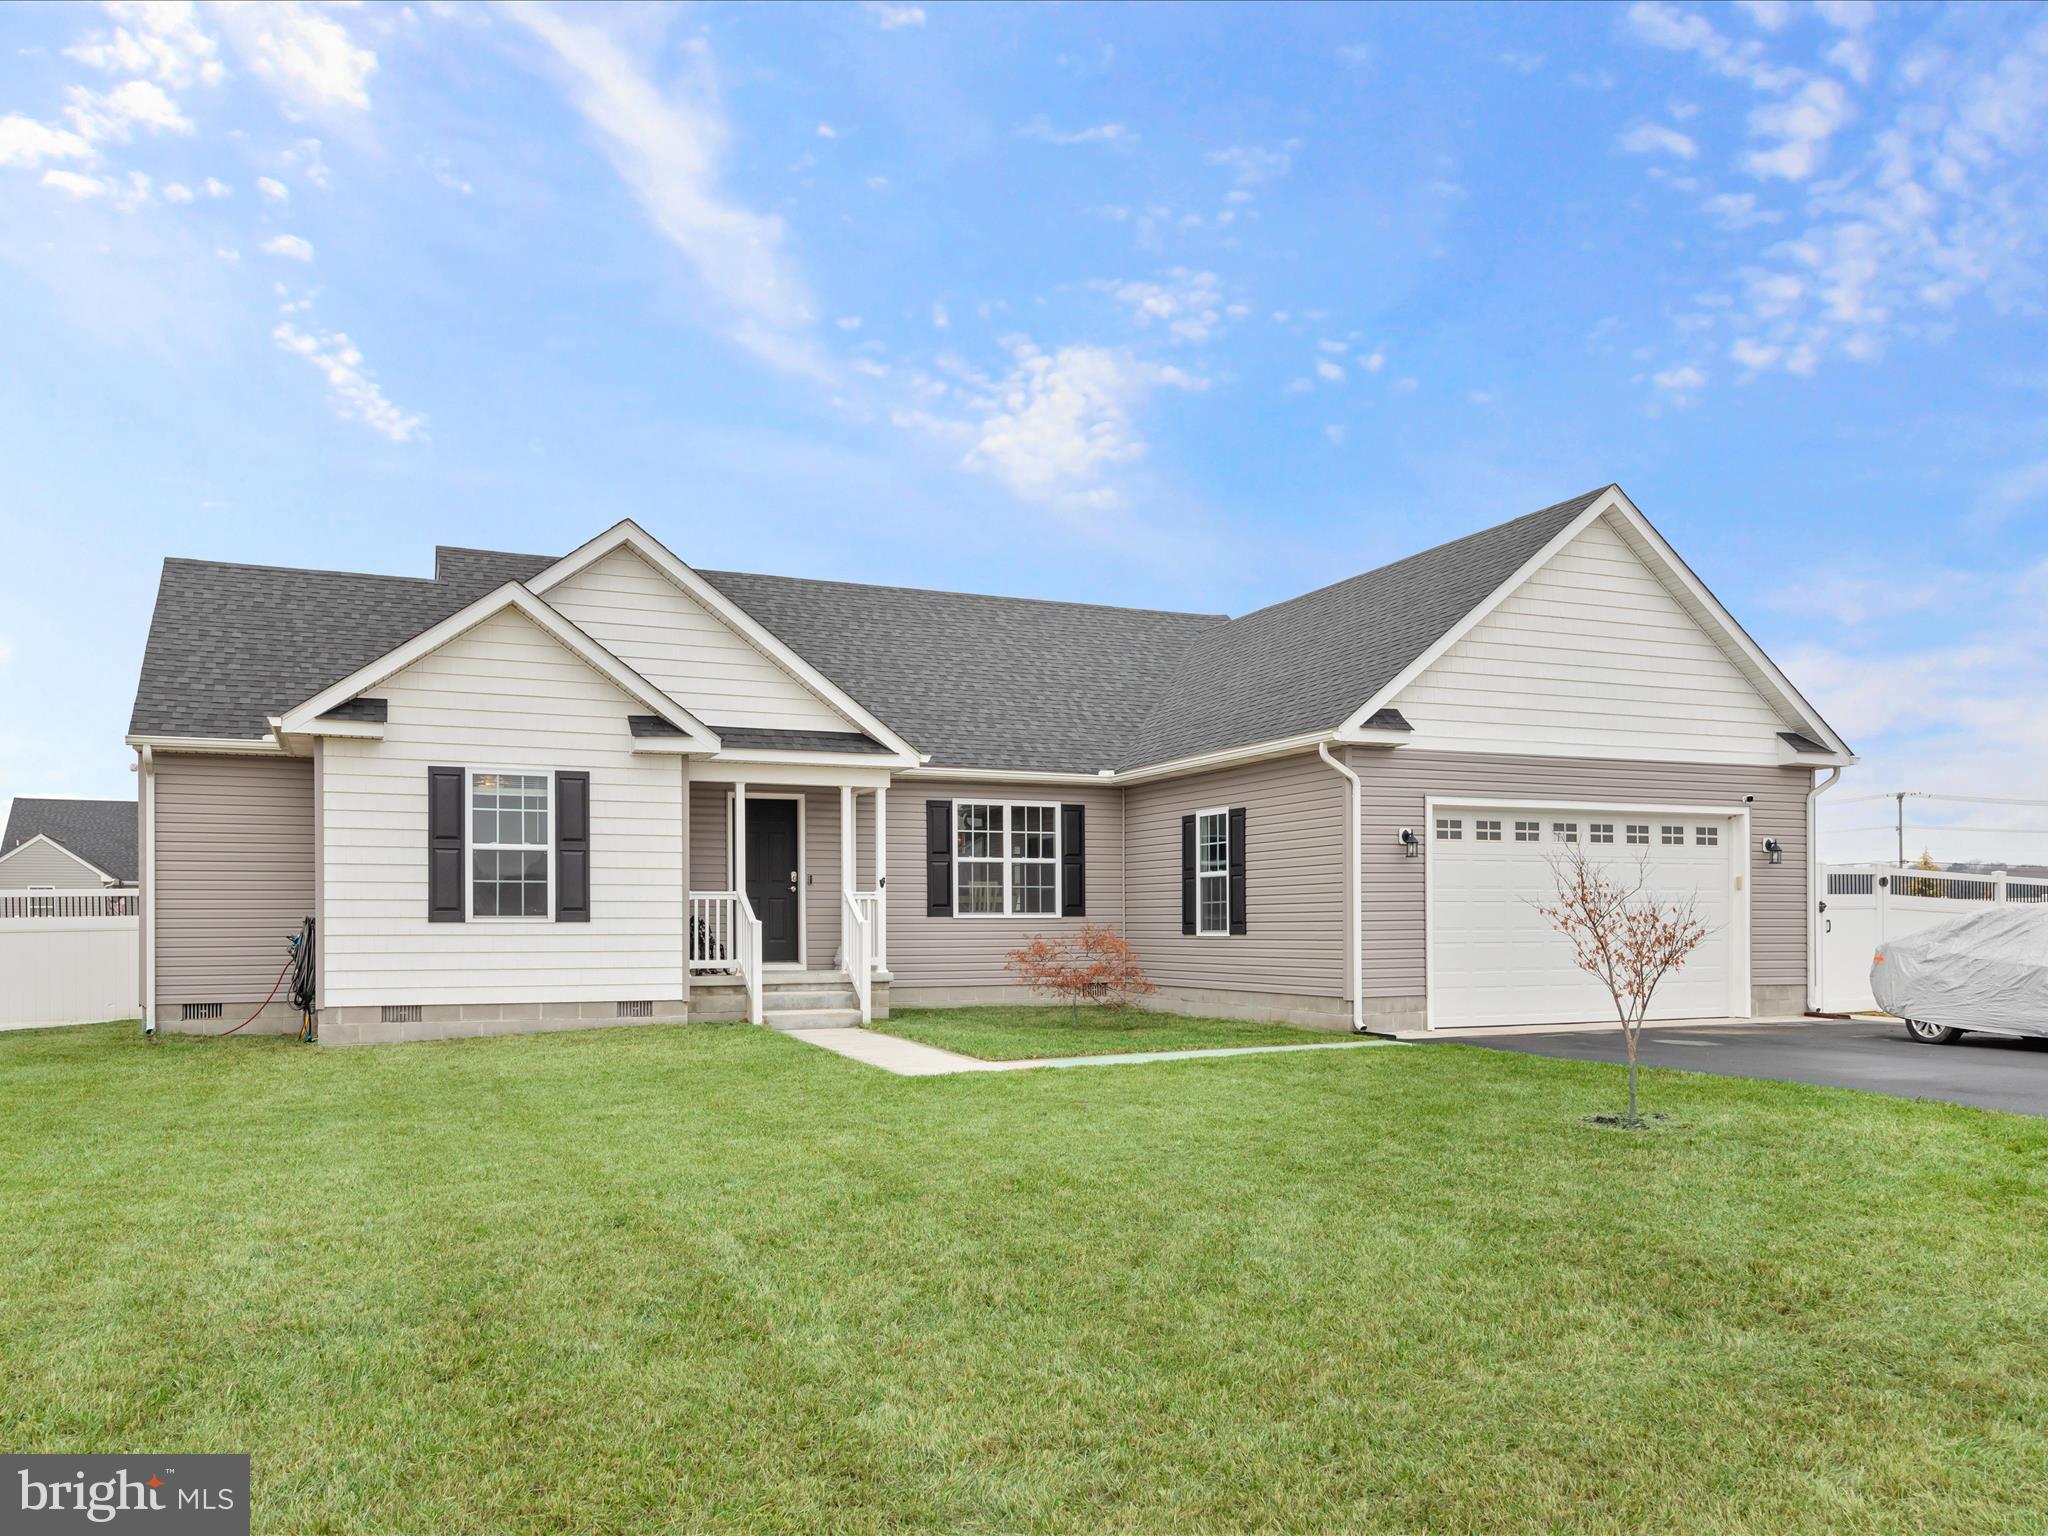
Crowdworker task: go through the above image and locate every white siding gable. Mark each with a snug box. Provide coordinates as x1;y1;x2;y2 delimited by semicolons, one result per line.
1390;512;1794;766
0;838;109;888
320;605;683;1008
544;547;856;735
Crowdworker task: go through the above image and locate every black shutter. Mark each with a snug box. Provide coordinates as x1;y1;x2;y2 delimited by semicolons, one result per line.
1228;805;1248;935
1181;813;1197;935
555;771;590;922
428;766;465;923
926;800;953;916
1060;803;1086;917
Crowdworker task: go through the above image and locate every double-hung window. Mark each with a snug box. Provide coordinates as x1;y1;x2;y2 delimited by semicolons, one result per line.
1196;808;1230;936
955;801;1058;916
471;771;551;918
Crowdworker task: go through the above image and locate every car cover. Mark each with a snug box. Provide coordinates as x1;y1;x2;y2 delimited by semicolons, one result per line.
1870;904;2048;1035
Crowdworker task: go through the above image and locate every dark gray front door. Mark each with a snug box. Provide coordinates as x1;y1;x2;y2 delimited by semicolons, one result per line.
744;798;800;964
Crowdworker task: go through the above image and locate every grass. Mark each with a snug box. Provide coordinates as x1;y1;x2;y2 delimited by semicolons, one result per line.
869;1002;1329;1059
4;1019;2048;1534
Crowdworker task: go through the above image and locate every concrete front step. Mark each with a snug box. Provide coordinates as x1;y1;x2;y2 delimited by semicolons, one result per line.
767;1008;864;1031
762;988;860;1012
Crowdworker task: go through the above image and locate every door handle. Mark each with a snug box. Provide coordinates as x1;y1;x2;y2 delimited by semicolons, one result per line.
788;871;798;891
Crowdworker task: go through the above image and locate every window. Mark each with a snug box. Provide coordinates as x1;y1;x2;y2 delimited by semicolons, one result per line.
1434;817;1462;840
956;801;1059;916
1475;819;1502;841
1695;825;1719;846
1661;824;1684;846
1626;824;1649;845
1589;823;1614;844
1552;822;1579;843
471;770;550;918
1197;809;1230;935
1514;820;1540;842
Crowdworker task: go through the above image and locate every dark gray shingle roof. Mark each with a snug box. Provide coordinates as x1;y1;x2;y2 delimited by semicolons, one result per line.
1778;730;1829;755
130;489;1667;773
2;797;138;882
715;727;892;754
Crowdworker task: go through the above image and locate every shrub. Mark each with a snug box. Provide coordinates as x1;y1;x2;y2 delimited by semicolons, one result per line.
1004;924;1157;1023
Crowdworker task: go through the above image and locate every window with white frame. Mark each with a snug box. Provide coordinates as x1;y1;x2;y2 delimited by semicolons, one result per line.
1589;823;1614;844
1197;809;1230;935
1514;820;1540;842
1695;825;1719;846
1435;817;1462;840
1552;821;1579;843
471;771;550;918
1661;824;1684;846
1475;818;1501;841
955;801;1058;916
1626;824;1649;845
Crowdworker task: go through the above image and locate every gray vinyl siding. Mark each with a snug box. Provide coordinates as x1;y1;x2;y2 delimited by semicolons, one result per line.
153;753;316;1005
1124;751;1348;998
0;838;107;888
885;780;1125;989
689;782;855;968
1348;747;1811;999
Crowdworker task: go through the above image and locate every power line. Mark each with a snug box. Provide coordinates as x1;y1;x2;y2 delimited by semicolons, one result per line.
1833;790;2048;808
1827;823;2048;837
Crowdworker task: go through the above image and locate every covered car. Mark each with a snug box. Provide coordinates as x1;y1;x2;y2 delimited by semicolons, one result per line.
1872;904;2048;1044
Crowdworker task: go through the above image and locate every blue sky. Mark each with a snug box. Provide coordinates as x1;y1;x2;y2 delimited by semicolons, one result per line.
2;0;2046;864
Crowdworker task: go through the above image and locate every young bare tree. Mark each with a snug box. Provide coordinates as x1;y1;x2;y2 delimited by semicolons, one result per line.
1004;924;1157;1025
1535;845;1709;1126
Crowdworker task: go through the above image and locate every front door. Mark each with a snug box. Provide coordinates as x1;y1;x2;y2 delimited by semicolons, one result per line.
743;798;801;964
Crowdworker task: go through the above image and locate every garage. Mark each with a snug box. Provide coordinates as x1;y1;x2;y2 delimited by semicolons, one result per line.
1426;801;1747;1029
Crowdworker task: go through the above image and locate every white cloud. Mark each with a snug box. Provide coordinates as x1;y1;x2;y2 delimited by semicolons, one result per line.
1625;1;1801;92
866;174;889;191
201;176;230;198
256;175;289;201
215;1;376;113
1828;36;1873;86
1652;363;1706;397
1730;337;1780;368
66;1;226;90
1324;423;1346;445
262;232;313;261
1500;51;1546;75
930;301;949;329
1701;190;1781;229
215;245;239;263
41;169;111;199
273;313;424;442
508;4;820;377
163;180;193;203
861;2;926;29
815;121;837;139
0;114;93;168
1019;117;1131;147
1815;0;1876;31
65;79;193;142
1208;140;1299;186
1095;268;1223;343
1734;0;1791;31
1746;77;1853;181
1619;122;1698;159
1318;338;1347;353
1316;359;1345;383
1361;349;1385;372
835;314;861;331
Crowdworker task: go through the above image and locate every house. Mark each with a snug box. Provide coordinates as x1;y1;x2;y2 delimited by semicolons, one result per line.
125;485;1853;1044
0;797;138;890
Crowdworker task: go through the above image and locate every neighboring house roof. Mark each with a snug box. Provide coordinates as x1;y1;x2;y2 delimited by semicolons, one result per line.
127;486;1849;774
1;797;137;882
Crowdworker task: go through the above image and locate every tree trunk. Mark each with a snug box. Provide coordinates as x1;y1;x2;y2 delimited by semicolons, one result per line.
1627;1056;1638;1126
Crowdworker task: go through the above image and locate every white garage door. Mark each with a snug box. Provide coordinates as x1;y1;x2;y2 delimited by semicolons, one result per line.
1428;806;1741;1029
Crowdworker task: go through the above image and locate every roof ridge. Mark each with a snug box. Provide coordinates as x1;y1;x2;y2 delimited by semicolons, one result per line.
163;555;447;586
704;567;1228;624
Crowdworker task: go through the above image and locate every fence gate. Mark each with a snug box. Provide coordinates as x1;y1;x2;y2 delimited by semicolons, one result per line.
0;889;139;1030
1820;865;2048;1014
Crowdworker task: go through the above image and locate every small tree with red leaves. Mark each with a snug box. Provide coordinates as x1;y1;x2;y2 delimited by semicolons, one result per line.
1004;923;1157;1024
1536;845;1709;1126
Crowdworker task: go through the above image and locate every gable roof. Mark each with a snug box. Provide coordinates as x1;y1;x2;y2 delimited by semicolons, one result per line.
126;487;1849;775
1;797;137;882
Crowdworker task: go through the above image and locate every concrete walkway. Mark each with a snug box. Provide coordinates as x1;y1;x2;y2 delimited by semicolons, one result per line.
779;1026;1392;1077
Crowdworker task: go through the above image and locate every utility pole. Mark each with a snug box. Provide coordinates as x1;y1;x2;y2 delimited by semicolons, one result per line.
1896;791;1906;867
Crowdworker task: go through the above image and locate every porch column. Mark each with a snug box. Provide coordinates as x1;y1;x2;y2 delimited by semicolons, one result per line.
678;755;690;1005
733;780;747;910
874;782;888;971
840;784;855;896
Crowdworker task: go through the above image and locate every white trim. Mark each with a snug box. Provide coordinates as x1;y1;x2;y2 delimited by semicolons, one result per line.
139;745;154;1034
1343;487;1854;760
1115;730;1351;786
713;747;918;770
464;767;555;923
950;797;1061;919
526;521;919;761
899;764;1108;786
692;761;893;790
1193;805;1232;937
124;734;284;756
0;833;119;886
1422;793;1752;1031
1806;765;1840;1012
274;581;721;751
725;791;806;969
1317;744;1365;1032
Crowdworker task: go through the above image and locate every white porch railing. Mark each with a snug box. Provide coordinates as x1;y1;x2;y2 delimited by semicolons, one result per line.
689;889;762;1025
843;890;876;1024
0;890;136;920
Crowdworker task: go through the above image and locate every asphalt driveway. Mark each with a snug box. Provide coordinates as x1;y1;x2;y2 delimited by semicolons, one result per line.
1447;1017;2048;1117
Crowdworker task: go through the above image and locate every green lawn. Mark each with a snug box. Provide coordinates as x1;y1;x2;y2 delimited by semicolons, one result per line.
872;1002;1329;1059
4;1021;2047;1534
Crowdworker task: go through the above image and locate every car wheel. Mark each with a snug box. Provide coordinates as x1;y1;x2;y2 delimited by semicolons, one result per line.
1904;1019;1963;1045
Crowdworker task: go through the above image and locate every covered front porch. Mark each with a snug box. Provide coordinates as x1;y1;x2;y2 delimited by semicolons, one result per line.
678;761;893;1026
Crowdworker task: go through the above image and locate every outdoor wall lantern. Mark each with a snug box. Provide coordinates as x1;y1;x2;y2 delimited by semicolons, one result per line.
1763;837;1784;865
1399;828;1421;859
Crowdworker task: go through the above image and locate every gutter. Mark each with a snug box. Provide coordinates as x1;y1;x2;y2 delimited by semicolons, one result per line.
1317;742;1367;1034
1806;764;1842;1013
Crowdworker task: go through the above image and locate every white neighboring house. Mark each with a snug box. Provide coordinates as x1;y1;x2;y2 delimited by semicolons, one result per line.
0;798;139;1028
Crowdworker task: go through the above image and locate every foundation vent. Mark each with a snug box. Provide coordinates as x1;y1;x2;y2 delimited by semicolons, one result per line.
617;1000;654;1019
381;1004;422;1025
181;1002;223;1022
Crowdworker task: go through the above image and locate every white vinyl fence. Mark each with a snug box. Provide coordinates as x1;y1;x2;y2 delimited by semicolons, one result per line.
0;889;139;1030
1819;864;2048;1014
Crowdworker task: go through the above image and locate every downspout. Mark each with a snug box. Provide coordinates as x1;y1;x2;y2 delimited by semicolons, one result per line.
1318;742;1366;1033
139;744;155;1037
1806;765;1841;1014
